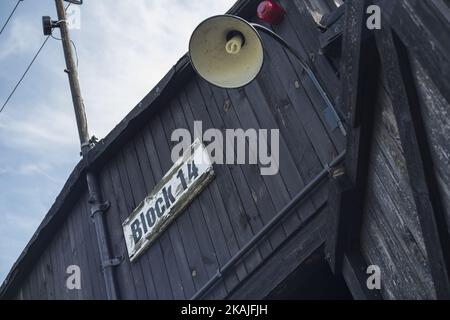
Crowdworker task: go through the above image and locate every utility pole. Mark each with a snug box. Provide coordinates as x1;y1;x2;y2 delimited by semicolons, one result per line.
54;0;119;299
54;0;88;146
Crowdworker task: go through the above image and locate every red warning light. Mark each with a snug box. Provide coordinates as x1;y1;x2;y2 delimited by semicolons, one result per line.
257;1;286;25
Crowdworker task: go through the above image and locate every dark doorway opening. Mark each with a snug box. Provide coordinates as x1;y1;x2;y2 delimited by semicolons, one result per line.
265;251;353;300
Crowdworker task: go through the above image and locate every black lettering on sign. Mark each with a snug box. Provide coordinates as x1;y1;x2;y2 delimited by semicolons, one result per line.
140;213;148;233
131;219;142;244
177;168;187;190
146;207;156;228
188;161;199;181
163;185;176;209
155;197;165;218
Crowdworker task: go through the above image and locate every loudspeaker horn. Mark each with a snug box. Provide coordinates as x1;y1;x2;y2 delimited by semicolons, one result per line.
189;15;264;89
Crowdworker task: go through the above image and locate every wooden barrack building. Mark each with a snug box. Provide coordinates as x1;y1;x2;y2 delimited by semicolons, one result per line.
1;0;449;300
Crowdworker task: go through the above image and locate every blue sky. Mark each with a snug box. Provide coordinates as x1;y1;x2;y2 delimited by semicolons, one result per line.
0;0;235;284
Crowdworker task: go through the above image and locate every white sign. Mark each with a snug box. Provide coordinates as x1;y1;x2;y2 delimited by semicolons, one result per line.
122;139;214;262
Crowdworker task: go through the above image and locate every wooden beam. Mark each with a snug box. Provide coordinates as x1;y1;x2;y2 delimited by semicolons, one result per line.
319;14;344;55
319;3;345;28
374;0;450;104
326;170;358;272
375;26;450;299
318;4;345;56
326;0;380;275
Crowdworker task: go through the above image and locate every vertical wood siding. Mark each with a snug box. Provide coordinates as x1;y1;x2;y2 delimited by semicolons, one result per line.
15;191;107;299
411;58;450;233
360;75;436;299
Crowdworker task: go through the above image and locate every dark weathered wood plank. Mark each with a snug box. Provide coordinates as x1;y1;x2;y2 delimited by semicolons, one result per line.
371;86;428;256
25;259;40;299
253;39;326;196
42;249;55;299
33;255;47;299
364;182;435;298
64;204;85;299
361;104;435;298
361;203;434;299
48;226;65;299
319;11;344;55
20;276;31;300
375;0;450;104
227;206;327;299
304;0;338;17
159;230;185;299
370;143;429;266
376;27;450;298
255;30;339;165
260;15;346;152
58;216;77;300
112;155;152;299
32;251;46;299
281;0;341;99
409;57;450;249
244;79;322;216
66;200;95;299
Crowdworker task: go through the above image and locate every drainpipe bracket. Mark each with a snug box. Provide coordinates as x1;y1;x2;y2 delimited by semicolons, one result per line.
90;201;111;217
102;256;123;269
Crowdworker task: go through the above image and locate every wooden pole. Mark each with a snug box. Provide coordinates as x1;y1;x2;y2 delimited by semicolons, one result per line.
54;0;89;148
55;0;119;299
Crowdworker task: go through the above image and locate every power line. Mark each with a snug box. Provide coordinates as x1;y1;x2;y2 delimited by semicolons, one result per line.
0;0;23;36
0;36;50;114
0;2;72;115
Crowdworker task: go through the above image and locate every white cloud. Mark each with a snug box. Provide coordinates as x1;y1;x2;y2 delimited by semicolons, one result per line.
0;105;77;153
0;17;43;61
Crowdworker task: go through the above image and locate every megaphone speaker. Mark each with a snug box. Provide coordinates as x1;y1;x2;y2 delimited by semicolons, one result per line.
189;15;264;89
